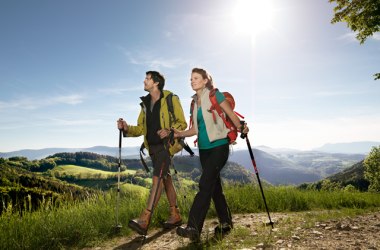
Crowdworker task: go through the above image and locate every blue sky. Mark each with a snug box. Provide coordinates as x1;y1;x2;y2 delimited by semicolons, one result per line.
1;0;379;152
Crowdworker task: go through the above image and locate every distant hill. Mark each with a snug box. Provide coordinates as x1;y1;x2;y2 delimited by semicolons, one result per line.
313;141;379;154
326;160;369;191
228;149;320;185
298;160;370;191
0;146;141;160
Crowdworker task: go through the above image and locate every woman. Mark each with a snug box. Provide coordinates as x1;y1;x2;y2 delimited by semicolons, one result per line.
174;68;249;240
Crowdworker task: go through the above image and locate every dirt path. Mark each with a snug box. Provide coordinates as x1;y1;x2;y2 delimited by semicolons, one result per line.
88;210;380;249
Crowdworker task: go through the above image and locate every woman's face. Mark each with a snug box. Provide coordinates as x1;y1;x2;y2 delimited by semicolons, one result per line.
191;72;207;91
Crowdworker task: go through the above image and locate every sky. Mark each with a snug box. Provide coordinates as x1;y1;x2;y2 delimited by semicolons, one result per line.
0;0;379;152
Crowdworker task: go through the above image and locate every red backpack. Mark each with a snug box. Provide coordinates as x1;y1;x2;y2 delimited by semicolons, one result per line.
190;88;244;145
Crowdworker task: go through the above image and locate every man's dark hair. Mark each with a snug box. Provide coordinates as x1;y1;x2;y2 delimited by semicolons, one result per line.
146;71;165;91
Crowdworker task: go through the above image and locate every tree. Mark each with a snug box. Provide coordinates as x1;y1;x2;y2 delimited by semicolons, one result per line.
329;0;380;80
321;179;342;191
39;159;57;172
363;146;380;192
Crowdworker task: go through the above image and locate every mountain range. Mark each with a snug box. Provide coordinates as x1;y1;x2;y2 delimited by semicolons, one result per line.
312;141;379;154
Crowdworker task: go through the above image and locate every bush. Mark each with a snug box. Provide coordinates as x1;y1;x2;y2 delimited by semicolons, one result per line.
364;146;380;192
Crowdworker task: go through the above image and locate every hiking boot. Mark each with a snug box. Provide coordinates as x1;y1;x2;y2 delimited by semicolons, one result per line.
176;225;200;241
163;206;182;229
128;209;151;235
214;222;233;236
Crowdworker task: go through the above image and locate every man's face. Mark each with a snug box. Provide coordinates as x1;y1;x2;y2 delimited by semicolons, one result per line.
144;74;155;92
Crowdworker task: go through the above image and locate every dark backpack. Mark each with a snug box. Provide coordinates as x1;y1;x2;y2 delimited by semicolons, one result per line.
190;88;244;145
166;93;194;156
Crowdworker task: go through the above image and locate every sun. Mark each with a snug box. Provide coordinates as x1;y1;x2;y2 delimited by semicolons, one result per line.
232;0;274;37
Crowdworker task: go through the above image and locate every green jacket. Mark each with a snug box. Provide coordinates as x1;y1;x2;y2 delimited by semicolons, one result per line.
124;90;187;156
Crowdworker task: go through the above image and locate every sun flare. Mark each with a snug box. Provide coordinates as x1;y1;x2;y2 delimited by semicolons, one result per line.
232;0;274;36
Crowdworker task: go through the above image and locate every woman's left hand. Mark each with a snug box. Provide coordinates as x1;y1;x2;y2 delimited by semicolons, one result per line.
171;128;182;138
240;123;249;134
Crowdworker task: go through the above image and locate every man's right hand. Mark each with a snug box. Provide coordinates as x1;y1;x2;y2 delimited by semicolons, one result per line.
117;118;127;131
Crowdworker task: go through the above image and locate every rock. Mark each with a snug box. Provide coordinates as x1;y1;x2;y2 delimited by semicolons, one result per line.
292;235;301;240
276;240;284;244
257;243;265;248
336;223;351;231
312;230;323;235
250;232;258;236
350;226;359;230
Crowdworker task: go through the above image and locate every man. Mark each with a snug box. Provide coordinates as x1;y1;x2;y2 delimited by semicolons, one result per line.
117;71;187;235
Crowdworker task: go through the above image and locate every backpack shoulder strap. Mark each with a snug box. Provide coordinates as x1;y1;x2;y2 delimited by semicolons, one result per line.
166;93;177;127
209;88;224;120
189;99;195;128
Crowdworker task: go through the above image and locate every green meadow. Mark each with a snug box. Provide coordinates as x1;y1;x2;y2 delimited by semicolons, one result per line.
52;164;136;178
1;150;379;249
1;183;380;250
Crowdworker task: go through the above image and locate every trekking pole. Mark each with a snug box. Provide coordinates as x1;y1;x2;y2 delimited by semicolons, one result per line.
115;129;123;231
168;129;189;212
240;121;274;228
141;161;165;245
172;162;188;212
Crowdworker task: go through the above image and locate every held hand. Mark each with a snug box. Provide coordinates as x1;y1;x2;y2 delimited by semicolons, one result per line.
172;128;182;138
157;129;170;139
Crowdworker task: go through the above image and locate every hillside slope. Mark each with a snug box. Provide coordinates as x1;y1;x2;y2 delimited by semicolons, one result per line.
0;158;93;214
327;160;369;191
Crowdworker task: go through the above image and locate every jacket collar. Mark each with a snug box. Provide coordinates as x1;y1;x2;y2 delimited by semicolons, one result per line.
140;91;165;107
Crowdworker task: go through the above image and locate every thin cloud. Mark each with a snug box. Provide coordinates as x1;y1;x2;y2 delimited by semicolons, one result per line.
314;90;364;97
97;86;141;95
0;94;85;111
337;32;357;43
164;31;174;39
0;116;99;130
49;118;102;126
372;33;380;41
337;32;380;43
117;46;188;69
54;94;84;105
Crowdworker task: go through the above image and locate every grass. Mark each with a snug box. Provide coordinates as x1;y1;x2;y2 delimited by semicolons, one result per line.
223;184;380;214
53;164;136;178
1;184;380;249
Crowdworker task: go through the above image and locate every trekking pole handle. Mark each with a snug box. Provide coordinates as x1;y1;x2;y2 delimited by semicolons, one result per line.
240;120;247;139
